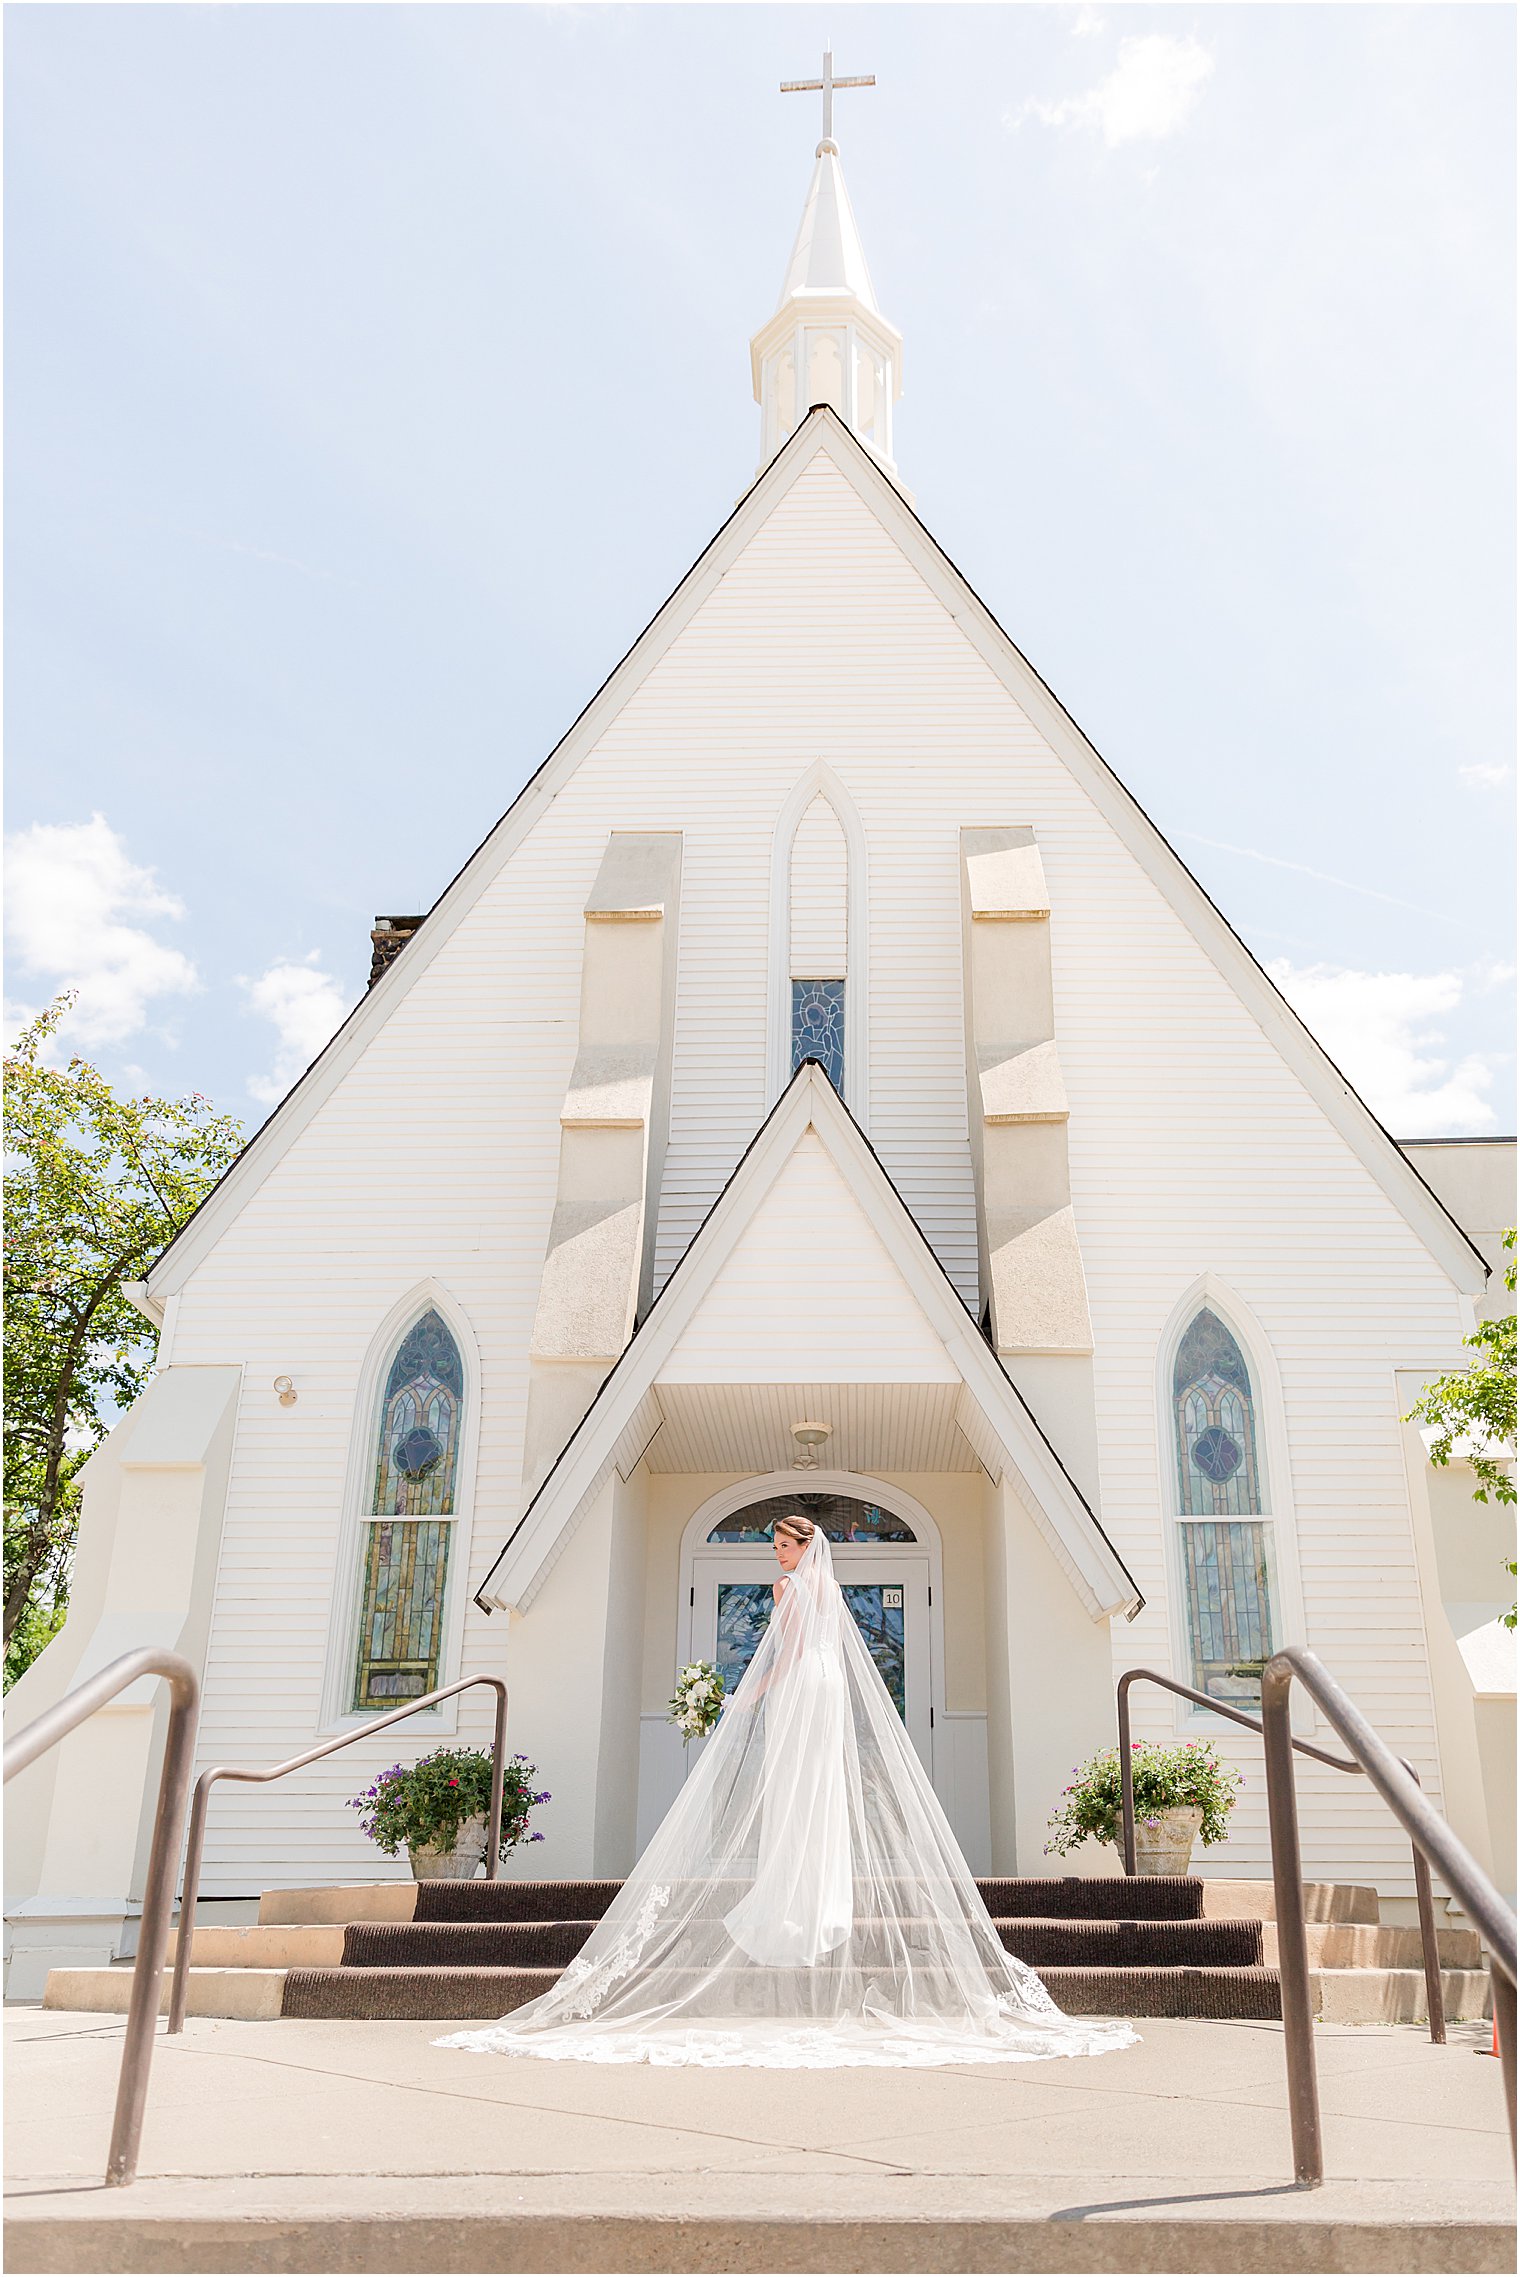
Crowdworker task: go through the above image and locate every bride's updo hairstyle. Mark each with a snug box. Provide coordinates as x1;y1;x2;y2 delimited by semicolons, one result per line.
772;1513;815;1548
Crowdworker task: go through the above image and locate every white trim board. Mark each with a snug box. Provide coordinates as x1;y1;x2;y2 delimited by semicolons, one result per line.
474;1062;1142;1624
144;409;1487;1306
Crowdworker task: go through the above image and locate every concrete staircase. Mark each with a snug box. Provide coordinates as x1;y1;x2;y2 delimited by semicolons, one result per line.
44;1874;1494;2025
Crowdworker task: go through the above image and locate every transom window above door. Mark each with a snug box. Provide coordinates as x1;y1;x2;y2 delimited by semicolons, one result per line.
706;1492;917;1544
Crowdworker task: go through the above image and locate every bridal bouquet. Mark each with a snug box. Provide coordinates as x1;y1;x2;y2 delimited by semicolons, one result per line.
668;1660;725;1744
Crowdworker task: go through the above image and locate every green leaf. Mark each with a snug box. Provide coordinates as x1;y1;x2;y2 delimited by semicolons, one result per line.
4;998;243;1683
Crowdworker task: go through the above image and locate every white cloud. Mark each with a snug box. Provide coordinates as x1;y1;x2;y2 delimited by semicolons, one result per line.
1019;34;1215;148
1268;960;1502;1136
241;955;350;1105
1070;6;1105;36
1459;762;1513;789
3;813;199;1047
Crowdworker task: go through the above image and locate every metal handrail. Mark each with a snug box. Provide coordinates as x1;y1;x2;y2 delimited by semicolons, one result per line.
1117;1667;1447;2044
1262;1646;1515;2185
167;1673;508;2035
3;1649;201;2188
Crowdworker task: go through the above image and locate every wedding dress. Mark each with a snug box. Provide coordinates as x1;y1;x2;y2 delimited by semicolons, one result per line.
439;1529;1137;2069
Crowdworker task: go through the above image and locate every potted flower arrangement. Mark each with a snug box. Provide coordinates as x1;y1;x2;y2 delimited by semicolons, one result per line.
1046;1738;1241;1875
668;1660;725;1744
349;1746;550;1880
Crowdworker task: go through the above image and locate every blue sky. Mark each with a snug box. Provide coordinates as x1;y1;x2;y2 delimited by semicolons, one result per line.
6;2;1514;1136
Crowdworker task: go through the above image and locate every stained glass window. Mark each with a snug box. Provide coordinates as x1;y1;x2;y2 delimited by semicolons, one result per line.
1181;1522;1274;1708
1173;1309;1261;1518
707;1493;917;1545
1172;1308;1273;1704
371;1310;463;1518
354;1309;464;1710
792;979;845;1094
715;1579;908;1721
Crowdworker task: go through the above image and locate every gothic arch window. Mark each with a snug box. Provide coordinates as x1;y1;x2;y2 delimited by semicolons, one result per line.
769;766;868;1115
352;1307;465;1710
1170;1305;1276;1709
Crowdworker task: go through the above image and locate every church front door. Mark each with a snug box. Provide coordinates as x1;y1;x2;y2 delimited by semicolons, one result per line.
688;1548;933;1766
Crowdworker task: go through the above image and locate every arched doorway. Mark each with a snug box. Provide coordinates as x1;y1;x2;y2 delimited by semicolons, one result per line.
680;1478;940;1768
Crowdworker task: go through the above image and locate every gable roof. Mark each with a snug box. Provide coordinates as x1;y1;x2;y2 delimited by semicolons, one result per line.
475;1060;1143;1621
144;407;1488;1304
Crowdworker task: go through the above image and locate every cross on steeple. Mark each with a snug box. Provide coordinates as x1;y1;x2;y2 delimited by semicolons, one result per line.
780;47;875;150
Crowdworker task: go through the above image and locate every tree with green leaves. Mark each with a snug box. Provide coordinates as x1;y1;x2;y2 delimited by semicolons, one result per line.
1406;1228;1517;1631
4;998;243;1685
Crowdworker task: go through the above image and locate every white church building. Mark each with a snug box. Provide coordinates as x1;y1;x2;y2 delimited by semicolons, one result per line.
6;115;1514;1996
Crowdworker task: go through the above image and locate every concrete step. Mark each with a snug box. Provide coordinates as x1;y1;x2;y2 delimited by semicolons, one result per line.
279;1961;1283;2021
258;1883;421;1926
1313;1966;1493;2026
41;1955;1494;2026
1201;1878;1380;1924
42;1965;286;2021
1259;1919;1483;1969
254;1873;1383;1928
152;1914;1489;1980
169;1923;345;1968
10;2174;1515;2275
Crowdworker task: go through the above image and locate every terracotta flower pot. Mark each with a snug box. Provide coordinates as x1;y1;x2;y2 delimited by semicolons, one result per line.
1122;1804;1203;1877
408;1813;488;1881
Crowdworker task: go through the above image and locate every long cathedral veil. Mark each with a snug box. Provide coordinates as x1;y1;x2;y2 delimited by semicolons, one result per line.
440;1528;1137;2068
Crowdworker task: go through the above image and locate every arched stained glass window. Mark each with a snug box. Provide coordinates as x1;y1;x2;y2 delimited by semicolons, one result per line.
372;1310;463;1518
707;1492;916;1544
1171;1306;1275;1709
353;1308;464;1711
1173;1309;1261;1518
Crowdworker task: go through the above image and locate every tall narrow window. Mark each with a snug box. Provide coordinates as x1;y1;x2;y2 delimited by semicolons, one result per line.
789;795;848;1095
353;1308;463;1710
1172;1307;1275;1707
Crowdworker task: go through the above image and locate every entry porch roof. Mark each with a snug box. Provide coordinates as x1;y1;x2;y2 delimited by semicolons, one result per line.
476;1063;1141;1623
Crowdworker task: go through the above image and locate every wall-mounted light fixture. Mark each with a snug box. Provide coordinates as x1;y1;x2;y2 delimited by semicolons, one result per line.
273;1376;297;1408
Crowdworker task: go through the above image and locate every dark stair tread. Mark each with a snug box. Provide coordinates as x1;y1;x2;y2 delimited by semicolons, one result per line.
281;1961;1278;2024
412;1876;1207;1925
345;1917;1261;1970
415;1881;624;1924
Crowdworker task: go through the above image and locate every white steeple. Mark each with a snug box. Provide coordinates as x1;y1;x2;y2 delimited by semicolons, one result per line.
751;52;903;476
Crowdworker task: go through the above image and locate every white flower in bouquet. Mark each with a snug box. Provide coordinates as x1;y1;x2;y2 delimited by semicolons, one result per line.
668;1659;725;1745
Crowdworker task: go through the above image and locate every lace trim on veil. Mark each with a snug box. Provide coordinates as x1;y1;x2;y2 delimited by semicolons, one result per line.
560;1884;671;2019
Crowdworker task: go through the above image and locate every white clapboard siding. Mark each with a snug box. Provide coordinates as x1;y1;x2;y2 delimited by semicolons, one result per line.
166;450;1475;1893
659;1133;960;1386
789;797;849;976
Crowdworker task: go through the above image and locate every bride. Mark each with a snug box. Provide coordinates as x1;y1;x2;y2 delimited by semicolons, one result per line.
439;1513;1137;2069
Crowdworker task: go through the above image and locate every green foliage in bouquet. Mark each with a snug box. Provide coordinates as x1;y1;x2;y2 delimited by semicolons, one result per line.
668;1660;725;1744
1045;1738;1241;1857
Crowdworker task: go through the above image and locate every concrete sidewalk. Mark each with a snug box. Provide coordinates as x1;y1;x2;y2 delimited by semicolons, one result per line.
5;2005;1513;2271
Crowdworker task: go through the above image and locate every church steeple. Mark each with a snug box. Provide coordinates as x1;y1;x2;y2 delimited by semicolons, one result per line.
751;51;903;476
